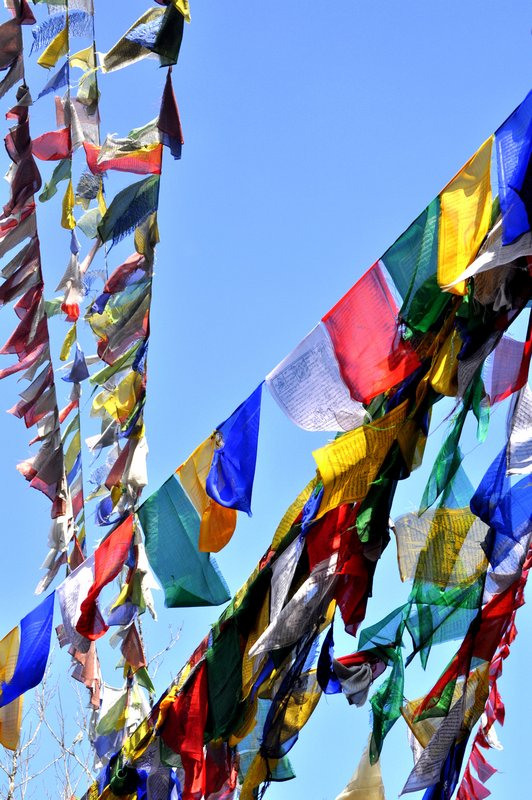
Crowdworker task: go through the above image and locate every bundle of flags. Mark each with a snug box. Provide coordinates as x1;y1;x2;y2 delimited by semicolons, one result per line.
1;3;532;800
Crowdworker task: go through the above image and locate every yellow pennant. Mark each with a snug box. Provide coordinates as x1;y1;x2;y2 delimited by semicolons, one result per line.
37;27;68;69
437;136;493;295
61;180;76;230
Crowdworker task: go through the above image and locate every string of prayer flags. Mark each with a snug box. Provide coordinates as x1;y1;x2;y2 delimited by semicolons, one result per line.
0;592;54;709
137;476;231;607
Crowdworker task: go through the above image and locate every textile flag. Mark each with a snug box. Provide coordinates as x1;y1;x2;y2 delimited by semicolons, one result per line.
76;516;134;640
159;662;208;800
97;176;160;247
442;218;532;289
206;383;263;516
496;90;532;245
83;141;162;176
382;198;449;333
137;476;231;607
312;400;408;519
334;740;385;800
266;324;367;431
437;136;492;294
32;127;71;161
483;316;532;403
0;592;54;708
158;68;184;159
0;628;22;750
322;262;420;404
178;437;237;553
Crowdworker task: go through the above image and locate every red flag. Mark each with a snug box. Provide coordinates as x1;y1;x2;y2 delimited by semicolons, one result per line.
323;262;421;404
76;515;134;640
32;127;72;161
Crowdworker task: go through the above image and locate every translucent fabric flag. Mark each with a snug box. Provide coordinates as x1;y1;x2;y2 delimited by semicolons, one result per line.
31;127;71;161
506;383;532;474
266;324;367;431
158;661;209;800
56;555;94;653
83;141;162;176
100;7;165;73
381;198;449;333
206;383;263;516
0;592;54;708
437;136;492;294
97;175;160;247
312;400;408;519
249;556;337;657
483;317;532;403
334;740;385;800
76;516;134;640
158;68;184;159
36;59;68;99
442;218;532;290
322;262;421;404
0;628;22;750
177;437;237;553
495;90;532;245
137;476;231;607
394;508;489;588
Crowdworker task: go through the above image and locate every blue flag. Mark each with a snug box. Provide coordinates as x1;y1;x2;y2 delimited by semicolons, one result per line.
496;90;532;245
0;592;54;707
206;383;263;515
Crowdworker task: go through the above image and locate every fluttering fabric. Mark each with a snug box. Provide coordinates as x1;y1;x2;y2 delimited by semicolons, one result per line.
496;90;532;245
0;628;22;750
322;262;421;404
178;436;238;553
137;476;231;607
266;324;367;431
75;516;134;640
206;383;263;516
97;175;160;246
437;137;492;294
0;592;54;708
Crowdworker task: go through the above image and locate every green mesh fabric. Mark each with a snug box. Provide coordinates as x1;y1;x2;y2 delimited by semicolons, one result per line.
137;476;230;608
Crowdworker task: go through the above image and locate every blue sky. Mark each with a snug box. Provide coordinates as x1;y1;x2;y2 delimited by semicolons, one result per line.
0;1;531;798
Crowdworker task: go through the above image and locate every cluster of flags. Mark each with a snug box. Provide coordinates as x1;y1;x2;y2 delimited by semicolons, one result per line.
0;3;532;800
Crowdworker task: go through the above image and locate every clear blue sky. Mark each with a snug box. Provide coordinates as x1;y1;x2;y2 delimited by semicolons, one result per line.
0;2;531;798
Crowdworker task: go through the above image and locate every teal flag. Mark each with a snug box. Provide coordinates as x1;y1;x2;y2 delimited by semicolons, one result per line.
137;476;230;608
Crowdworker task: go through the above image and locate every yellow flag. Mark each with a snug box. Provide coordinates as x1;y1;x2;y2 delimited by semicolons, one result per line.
0;627;22;750
437;136;493;295
335;738;385;800
177;437;237;552
61;180;76;230
70;45;96;72
92;371;143;423
59;323;76;361
172;0;191;21
271;475;318;550
37;27;68;69
429;328;462;396
313;401;409;519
